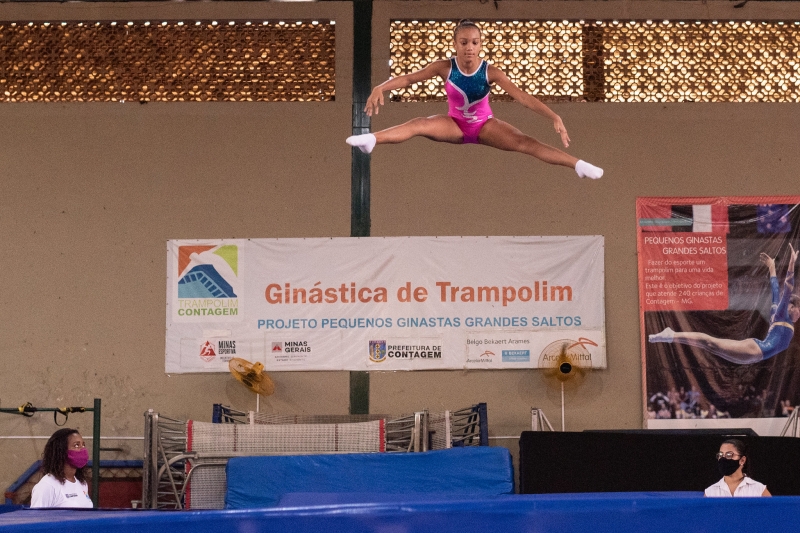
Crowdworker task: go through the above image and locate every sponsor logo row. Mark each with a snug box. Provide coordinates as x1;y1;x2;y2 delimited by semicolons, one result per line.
195;337;596;367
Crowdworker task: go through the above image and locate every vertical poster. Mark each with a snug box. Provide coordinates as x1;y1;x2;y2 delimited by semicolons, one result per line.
638;197;800;422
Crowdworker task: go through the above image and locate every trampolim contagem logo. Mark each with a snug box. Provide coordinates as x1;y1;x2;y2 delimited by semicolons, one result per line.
176;244;240;319
369;340;387;363
537;337;598;368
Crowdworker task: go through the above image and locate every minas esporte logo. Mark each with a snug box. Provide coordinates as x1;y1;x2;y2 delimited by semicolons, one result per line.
176;244;240;317
199;341;216;362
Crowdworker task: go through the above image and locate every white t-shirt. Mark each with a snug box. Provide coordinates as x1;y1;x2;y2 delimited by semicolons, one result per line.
704;476;767;497
30;473;94;508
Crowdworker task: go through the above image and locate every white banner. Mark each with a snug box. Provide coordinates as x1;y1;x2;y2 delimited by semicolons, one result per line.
166;236;605;372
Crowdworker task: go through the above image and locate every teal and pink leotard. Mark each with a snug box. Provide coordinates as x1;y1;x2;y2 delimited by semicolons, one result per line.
445;57;493;144
753;273;795;360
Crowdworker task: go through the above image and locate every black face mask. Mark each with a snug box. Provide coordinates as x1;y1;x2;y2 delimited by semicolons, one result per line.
717;457;741;477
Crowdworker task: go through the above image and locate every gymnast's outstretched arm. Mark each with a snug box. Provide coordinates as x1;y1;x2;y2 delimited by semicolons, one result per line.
363;60;450;117
785;244;797;294
488;64;570;149
760;252;780;312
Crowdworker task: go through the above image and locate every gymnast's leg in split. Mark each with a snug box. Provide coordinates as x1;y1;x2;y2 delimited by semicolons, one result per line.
476;118;589;174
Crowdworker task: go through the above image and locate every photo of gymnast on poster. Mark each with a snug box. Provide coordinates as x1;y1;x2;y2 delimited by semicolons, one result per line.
638;197;800;421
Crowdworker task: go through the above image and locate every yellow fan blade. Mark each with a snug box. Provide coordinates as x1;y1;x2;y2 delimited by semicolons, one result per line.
229;358;275;396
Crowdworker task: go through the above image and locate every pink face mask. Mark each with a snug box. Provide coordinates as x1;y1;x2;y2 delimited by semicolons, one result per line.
67;448;89;469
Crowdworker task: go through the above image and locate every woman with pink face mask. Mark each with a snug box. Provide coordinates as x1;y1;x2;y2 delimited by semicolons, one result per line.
30;428;94;508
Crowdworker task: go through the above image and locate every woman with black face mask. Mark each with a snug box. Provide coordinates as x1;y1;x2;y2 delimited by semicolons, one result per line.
704;439;771;497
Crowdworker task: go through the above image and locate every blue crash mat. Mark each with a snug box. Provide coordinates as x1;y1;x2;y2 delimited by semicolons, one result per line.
225;447;515;509
2;494;800;533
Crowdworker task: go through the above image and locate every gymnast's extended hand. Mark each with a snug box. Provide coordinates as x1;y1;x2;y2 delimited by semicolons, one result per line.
365;86;385;117
760;252;777;278
553;115;570;149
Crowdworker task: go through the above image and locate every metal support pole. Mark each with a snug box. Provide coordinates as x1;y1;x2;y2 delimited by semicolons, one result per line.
142;410;152;508
477;403;489;446
421;410;429;452
413;412;421;452
91;398;101;508
349;0;373;417
149;411;160;509
780;407;800;438
531;408;555;432
351;0;372;237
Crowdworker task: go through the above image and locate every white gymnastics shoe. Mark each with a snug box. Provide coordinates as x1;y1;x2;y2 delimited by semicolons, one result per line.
575;160;603;180
649;327;675;343
346;133;377;154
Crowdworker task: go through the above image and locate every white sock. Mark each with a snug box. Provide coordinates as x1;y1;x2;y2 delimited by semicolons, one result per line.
346;133;377;154
575;160;603;180
649;327;675;343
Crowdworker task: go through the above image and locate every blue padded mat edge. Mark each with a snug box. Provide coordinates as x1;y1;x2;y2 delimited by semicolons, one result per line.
3;494;800;533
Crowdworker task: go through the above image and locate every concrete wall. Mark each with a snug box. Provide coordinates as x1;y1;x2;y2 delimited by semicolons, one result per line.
2;0;800;492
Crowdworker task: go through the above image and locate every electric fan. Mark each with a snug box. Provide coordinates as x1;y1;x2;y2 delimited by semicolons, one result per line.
229;358;275;412
540;339;591;431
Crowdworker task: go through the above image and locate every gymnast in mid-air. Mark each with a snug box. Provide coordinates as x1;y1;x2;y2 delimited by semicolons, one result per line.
346;20;604;180
650;244;799;365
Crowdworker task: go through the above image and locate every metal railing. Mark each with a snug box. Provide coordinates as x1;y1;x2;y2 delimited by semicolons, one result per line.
142;410;188;509
143;403;488;509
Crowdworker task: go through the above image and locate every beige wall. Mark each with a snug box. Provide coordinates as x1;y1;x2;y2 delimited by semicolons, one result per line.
2;0;800;491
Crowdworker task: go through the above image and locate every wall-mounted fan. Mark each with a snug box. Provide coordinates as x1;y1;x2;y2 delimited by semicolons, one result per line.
540;340;590;431
229;358;275;412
